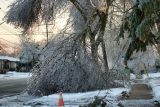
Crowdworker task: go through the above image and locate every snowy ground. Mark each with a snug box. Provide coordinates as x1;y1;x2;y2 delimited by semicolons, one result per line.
0;72;160;107
24;88;128;107
0;71;128;107
0;71;31;80
0;88;128;107
145;72;160;99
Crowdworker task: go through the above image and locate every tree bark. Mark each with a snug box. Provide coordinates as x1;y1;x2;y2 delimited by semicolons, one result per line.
90;35;99;62
97;7;110;71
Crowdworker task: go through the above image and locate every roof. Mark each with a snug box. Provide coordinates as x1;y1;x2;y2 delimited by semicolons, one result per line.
0;56;20;62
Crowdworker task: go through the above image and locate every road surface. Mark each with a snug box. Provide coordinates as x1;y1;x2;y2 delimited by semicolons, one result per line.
0;78;28;98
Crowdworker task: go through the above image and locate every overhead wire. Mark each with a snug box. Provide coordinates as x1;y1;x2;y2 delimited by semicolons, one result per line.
0;37;20;48
0;4;22;35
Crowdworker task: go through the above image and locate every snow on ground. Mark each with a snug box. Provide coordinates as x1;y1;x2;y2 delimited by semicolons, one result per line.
1;72;160;107
0;71;31;80
0;93;37;107
130;72;160;80
0;88;128;107
149;78;160;99
143;72;160;99
130;73;136;80
25;88;128;107
143;72;160;79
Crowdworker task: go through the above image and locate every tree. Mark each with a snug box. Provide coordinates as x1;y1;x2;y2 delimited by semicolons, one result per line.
19;36;40;64
118;0;160;66
5;0;115;70
4;0;129;95
18;36;40;72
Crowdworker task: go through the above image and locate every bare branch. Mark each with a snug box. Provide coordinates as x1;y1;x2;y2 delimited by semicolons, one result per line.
89;0;97;8
69;0;87;21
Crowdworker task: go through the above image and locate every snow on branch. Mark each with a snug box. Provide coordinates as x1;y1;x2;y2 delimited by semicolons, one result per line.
4;0;69;32
27;32;110;96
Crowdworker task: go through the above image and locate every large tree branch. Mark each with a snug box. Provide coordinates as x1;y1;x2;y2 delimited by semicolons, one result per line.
69;0;87;21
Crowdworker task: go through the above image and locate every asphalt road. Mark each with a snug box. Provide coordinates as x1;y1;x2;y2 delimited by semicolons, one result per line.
0;78;28;98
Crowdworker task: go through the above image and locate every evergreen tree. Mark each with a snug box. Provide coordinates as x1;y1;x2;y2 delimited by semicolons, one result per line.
118;0;160;66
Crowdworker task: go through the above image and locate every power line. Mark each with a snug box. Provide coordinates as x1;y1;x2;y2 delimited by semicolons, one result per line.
0;6;21;37
0;21;5;25
0;25;22;39
0;25;21;35
0;34;21;35
0;37;20;48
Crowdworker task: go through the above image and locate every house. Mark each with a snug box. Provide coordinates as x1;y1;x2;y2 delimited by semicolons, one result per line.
0;56;20;74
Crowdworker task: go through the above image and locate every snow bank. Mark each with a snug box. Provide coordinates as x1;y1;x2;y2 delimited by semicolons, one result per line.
130;72;160;80
130;73;136;80
0;93;37;107
143;72;160;79
149;78;160;98
0;71;31;80
24;88;128;107
143;72;160;99
0;88;128;107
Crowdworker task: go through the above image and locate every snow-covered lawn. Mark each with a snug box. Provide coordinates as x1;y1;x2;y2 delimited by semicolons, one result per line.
25;88;128;107
0;88;128;107
1;72;160;107
149;78;160;99
0;71;31;80
143;72;160;79
144;72;160;99
130;72;160;80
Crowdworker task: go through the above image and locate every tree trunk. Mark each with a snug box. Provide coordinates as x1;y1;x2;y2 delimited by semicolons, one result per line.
99;11;109;72
90;35;99;62
101;39;109;71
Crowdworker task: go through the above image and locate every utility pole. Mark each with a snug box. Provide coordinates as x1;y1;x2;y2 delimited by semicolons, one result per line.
124;0;126;13
45;21;49;44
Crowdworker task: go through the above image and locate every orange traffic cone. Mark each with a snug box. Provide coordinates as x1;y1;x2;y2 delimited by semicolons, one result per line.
58;92;64;107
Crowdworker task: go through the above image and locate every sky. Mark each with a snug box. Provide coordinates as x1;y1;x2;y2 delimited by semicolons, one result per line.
0;0;47;55
0;0;21;55
0;0;72;46
0;0;51;44
0;0;21;45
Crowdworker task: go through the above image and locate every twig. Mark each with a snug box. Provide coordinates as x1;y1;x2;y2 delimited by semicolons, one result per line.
89;0;97;8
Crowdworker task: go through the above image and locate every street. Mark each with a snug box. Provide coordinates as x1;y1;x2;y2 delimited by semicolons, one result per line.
0;78;28;98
